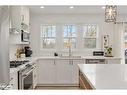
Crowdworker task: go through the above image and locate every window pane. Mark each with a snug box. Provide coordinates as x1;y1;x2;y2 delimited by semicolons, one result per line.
83;25;96;38
63;38;76;49
63;25;76;49
83;24;97;48
41;25;56;49
41;38;55;49
41;25;56;37
64;25;76;37
84;38;96;48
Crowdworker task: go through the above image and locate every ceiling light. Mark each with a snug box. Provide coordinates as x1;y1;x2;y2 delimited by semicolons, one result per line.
105;5;117;23
69;6;74;9
40;6;44;9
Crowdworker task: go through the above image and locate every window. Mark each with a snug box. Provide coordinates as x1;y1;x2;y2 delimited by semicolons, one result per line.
83;24;97;48
63;25;76;49
40;25;56;49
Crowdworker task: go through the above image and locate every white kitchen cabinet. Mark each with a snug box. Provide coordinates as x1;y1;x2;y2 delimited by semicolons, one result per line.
10;6;29;30
10;71;18;89
33;62;38;89
106;59;121;64
21;7;29;25
37;59;56;85
55;59;72;84
37;59;84;86
71;59;84;84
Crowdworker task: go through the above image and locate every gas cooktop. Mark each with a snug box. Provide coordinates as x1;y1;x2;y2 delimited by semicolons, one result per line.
10;60;29;68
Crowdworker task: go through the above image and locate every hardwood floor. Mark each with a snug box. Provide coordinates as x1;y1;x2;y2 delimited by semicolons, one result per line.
35;86;80;90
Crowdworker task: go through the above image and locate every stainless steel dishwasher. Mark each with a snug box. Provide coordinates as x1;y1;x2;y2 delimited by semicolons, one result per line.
85;59;105;64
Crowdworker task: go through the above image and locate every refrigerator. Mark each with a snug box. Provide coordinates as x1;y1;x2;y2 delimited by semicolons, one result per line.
0;6;10;89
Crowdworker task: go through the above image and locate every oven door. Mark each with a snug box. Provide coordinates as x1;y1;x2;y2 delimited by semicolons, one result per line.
18;67;34;90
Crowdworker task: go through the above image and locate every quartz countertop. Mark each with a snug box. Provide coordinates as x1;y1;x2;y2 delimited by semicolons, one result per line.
78;64;127;89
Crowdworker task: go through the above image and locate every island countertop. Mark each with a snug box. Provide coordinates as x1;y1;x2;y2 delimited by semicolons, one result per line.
78;64;127;89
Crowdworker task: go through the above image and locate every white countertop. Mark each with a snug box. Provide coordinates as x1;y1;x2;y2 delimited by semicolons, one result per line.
9;56;121;74
82;56;121;60
10;56;121;61
78;64;127;89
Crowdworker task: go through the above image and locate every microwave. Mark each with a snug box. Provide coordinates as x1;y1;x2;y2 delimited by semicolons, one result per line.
21;30;30;42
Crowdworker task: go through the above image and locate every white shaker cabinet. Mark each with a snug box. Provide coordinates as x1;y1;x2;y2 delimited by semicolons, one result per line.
10;70;18;89
37;59;84;86
37;59;56;85
55;59;72;84
21;7;29;25
10;6;29;29
106;59;121;64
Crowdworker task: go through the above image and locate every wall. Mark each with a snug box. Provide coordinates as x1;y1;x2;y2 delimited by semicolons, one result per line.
30;13;116;57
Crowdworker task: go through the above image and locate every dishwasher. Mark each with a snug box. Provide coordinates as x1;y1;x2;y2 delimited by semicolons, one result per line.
85;59;105;64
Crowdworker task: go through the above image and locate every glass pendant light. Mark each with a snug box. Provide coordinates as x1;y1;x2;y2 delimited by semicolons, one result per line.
105;5;117;23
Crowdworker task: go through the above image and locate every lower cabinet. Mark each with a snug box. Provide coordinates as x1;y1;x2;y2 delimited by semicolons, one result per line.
37;59;84;86
106;59;121;64
33;62;38;89
10;71;18;89
56;59;72;84
37;59;56;85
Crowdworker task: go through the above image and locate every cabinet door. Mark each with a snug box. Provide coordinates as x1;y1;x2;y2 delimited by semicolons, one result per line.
21;7;29;25
56;59;72;84
37;59;56;84
106;59;121;64
10;6;21;29
10;71;18;89
33;63;38;88
72;59;84;84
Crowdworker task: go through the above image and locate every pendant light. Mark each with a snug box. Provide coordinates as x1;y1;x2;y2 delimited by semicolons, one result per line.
105;5;117;23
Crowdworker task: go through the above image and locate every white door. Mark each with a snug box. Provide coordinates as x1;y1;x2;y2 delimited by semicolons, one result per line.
71;59;84;84
56;59;72;84
37;59;56;84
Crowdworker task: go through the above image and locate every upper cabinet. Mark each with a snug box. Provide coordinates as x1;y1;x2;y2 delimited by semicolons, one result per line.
10;6;29;32
21;7;29;26
10;6;30;44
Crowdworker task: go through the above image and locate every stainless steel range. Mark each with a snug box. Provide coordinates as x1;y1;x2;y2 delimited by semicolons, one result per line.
10;60;29;68
10;60;34;90
18;63;34;90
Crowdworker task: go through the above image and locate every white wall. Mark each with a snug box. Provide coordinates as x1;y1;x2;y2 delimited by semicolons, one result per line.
30;14;114;56
30;13;117;57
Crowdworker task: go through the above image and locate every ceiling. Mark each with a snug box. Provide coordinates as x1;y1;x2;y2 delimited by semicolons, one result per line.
29;5;127;15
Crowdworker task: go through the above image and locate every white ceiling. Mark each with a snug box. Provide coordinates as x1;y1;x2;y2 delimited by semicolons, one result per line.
29;5;127;15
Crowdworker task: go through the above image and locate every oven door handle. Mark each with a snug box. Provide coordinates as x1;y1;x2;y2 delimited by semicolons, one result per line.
22;67;34;78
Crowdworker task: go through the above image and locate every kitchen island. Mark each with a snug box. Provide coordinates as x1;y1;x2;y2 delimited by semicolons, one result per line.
78;64;127;89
